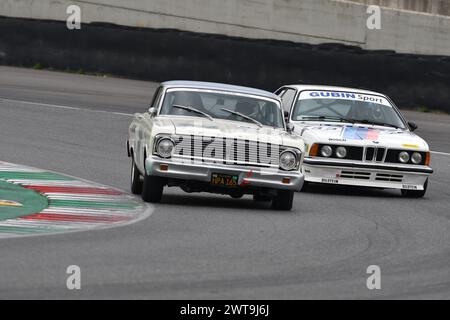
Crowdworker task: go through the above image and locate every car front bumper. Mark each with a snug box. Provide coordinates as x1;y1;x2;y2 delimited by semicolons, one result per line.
303;158;433;190
145;156;304;191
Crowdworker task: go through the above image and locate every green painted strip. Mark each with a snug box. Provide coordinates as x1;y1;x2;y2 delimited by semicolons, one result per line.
0;225;61;234
0;180;49;221
50;199;138;209
0;171;74;181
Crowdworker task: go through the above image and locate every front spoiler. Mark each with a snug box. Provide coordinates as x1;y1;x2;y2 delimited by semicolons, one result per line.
145;157;304;191
303;158;432;190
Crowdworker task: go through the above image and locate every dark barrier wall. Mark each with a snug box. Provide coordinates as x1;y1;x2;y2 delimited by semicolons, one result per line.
1;16;450;111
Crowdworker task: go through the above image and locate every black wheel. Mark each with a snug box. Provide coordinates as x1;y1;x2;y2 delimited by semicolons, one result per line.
401;178;428;198
253;194;272;202
141;172;165;203
300;181;309;192
271;190;294;211
130;156;143;195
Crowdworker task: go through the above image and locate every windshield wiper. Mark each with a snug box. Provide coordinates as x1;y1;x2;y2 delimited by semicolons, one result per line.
221;108;263;128
355;119;401;129
172;104;213;121
299;115;356;124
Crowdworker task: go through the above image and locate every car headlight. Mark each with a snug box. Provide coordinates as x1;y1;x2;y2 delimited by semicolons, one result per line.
156;138;175;158
320;145;333;158
411;152;422;164
335;146;347;158
279;150;298;171
398;151;410;163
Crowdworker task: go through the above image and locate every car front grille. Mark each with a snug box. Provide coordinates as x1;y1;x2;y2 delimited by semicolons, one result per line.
340;171;371;180
364;147;386;162
172;135;286;167
375;173;403;182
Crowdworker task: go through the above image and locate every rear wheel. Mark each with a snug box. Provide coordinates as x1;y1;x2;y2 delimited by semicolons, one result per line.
141;172;165;203
130;156;143;195
401;178;428;198
271;190;294;211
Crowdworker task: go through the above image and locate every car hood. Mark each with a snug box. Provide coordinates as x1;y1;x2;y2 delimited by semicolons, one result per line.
153;116;304;150
294;122;429;151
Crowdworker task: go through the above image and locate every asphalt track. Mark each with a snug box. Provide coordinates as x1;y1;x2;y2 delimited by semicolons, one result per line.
0;66;449;299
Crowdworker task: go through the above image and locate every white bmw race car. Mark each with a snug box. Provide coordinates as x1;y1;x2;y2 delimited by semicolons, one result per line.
275;85;433;197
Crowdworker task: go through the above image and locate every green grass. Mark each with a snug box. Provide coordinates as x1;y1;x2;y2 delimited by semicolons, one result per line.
32;63;44;70
417;106;431;113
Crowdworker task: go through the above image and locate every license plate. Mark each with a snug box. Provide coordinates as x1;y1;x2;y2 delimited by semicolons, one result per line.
211;173;238;187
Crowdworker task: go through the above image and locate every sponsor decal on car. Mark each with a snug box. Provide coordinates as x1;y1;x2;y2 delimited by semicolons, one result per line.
401;143;420;149
343;126;380;141
299;90;391;106
329;138;347;142
322;178;339;184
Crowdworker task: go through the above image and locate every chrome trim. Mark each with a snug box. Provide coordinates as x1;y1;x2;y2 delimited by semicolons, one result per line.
280;148;302;171
145;156;304;191
153;134;176;158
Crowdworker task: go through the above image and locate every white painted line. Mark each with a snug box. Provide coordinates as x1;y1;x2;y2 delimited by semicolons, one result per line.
431;151;450;156
113;112;133;117
0;97;133;117
0;97;81;111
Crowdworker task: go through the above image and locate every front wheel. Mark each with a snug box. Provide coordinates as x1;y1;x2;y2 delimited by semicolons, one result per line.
130;156;143;195
401;178;428;198
300;181;309;192
271;190;294;211
253;194;272;202
141;172;165;203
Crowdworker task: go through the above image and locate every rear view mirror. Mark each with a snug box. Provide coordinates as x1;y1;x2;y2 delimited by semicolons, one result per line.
408;121;418;131
148;107;157;117
286;123;295;133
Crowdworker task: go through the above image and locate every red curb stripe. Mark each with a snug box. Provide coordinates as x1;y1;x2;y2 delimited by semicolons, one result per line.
24;185;123;195
20;213;128;223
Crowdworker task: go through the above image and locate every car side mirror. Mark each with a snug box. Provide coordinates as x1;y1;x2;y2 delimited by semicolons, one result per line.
286;123;295;133
148;107;157;117
283;111;289;122
408;121;418;132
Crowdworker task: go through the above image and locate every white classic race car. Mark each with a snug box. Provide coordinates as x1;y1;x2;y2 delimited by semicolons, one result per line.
275;85;433;197
127;81;305;210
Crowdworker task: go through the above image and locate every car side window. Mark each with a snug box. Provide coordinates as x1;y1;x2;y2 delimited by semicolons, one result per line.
280;88;296;113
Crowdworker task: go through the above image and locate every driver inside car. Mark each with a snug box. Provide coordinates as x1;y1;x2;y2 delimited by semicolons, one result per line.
234;100;260;119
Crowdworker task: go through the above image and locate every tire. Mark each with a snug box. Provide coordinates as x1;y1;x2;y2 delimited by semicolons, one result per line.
253;195;272;202
401;178;428;198
141;172;165;203
130;156;143;195
271;190;294;210
300;181;309;192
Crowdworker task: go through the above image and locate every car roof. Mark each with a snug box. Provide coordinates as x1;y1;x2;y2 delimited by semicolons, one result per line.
281;84;386;97
161;81;280;100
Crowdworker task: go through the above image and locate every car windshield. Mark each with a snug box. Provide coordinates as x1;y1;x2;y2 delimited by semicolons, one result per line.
292;90;406;129
159;89;284;128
